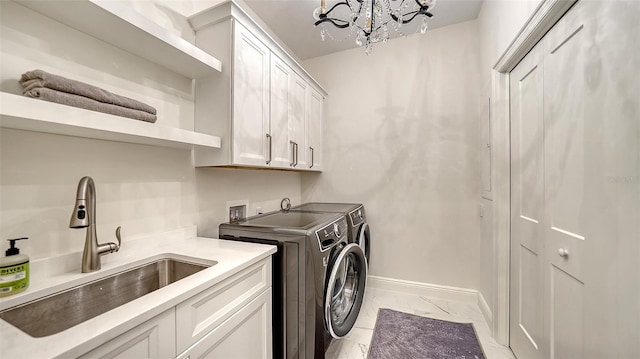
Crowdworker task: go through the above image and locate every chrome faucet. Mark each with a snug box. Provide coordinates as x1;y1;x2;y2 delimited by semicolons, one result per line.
69;176;121;273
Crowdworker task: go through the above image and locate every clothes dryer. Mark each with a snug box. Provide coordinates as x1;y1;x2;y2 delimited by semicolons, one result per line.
219;210;367;359
289;202;371;264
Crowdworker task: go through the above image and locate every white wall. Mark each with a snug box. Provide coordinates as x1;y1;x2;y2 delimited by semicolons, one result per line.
0;1;301;260
302;20;483;290
478;0;543;80
196;168;302;238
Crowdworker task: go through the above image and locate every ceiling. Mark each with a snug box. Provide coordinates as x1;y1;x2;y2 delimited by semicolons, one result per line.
243;0;484;60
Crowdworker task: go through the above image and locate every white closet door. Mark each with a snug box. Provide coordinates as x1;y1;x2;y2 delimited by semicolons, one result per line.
542;4;589;358
510;40;545;359
510;1;640;358
543;1;639;358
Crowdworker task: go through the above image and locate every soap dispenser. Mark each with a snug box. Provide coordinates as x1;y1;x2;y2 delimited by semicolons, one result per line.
0;237;30;297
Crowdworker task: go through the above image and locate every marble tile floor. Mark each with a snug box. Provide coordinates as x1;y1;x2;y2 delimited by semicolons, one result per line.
326;287;516;359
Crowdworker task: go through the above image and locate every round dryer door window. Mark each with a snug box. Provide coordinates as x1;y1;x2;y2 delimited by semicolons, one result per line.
324;243;367;338
357;223;370;264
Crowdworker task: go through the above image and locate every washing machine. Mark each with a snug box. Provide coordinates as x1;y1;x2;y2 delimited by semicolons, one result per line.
289;202;371;264
219;209;367;359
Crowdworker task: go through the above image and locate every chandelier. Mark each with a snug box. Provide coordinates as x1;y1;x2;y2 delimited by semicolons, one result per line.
313;0;436;54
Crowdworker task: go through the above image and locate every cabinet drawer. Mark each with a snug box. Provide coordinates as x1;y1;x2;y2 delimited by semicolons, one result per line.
79;308;176;359
177;288;273;359
176;257;272;353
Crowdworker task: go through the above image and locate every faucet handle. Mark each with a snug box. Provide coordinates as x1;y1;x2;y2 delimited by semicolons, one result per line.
114;226;122;252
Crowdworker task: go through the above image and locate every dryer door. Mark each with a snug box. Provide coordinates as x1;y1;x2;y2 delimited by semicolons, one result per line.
357;223;370;264
324;243;367;338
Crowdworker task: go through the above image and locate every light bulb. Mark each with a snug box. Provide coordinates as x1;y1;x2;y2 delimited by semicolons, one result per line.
312;6;322;20
371;29;380;43
420;17;428;34
396;10;403;28
382;24;389;43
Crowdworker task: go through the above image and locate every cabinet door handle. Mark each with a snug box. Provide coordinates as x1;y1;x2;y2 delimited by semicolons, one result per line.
310;147;314;168
290;140;296;167
266;134;272;165
558;248;569;258
294;142;299;167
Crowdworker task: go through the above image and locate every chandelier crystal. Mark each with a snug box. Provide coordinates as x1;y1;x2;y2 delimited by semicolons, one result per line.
313;0;436;54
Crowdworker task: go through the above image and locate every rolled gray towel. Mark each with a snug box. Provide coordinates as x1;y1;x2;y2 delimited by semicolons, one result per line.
20;69;157;115
25;87;157;123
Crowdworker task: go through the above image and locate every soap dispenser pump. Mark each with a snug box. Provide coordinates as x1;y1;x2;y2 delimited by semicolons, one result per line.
0;237;30;297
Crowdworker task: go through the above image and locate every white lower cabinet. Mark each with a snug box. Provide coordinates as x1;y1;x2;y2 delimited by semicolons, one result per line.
175;259;271;353
79;309;176;359
78;258;272;359
176;289;272;359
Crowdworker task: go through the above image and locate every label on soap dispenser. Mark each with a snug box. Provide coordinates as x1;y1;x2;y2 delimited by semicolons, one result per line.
0;261;29;294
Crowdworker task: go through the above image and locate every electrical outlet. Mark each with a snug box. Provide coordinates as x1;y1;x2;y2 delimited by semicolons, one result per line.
226;200;249;223
256;206;263;215
229;204;246;222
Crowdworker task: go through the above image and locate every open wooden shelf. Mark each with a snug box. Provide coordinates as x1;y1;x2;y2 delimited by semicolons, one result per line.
0;92;221;150
15;0;222;78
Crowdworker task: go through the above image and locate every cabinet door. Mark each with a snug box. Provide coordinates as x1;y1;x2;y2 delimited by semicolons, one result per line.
291;73;309;169
177;289;273;359
232;21;270;166
269;55;293;168
79;309;176;359
176;258;271;353
307;88;323;171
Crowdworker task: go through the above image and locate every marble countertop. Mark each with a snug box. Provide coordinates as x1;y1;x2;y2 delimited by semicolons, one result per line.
0;226;276;358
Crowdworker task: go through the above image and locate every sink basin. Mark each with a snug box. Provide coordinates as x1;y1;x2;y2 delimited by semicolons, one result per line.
0;257;215;337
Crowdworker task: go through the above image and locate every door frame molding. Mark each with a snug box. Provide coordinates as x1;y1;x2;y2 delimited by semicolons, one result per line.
489;0;577;345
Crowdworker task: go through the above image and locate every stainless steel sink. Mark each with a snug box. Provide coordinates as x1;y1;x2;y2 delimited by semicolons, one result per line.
0;257;215;337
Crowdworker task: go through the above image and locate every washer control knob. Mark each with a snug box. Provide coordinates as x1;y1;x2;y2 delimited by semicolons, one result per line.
280;197;291;211
333;222;341;237
358;209;363;219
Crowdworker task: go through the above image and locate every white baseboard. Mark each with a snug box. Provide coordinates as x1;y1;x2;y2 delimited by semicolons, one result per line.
478;291;493;329
368;275;495;329
367;275;479;304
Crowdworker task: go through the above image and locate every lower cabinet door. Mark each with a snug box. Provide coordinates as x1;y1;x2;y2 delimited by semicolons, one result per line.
79;308;176;359
177;288;272;359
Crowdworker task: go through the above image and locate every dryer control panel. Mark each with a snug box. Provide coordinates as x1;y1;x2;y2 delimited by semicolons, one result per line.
348;207;366;226
315;217;348;251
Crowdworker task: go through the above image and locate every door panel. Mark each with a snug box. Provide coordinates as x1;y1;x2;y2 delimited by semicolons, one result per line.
291;73;309;169
543;6;588;359
307;89;323;170
549;265;584;359
232;22;270;166
510;40;545;359
270;55;293;168
518;246;541;350
544;15;587;281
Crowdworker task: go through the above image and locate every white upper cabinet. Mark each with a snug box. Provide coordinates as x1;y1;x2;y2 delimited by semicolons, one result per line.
232;22;271;167
307;88;323;171
270;54;294;168
190;1;326;171
291;73;309;169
